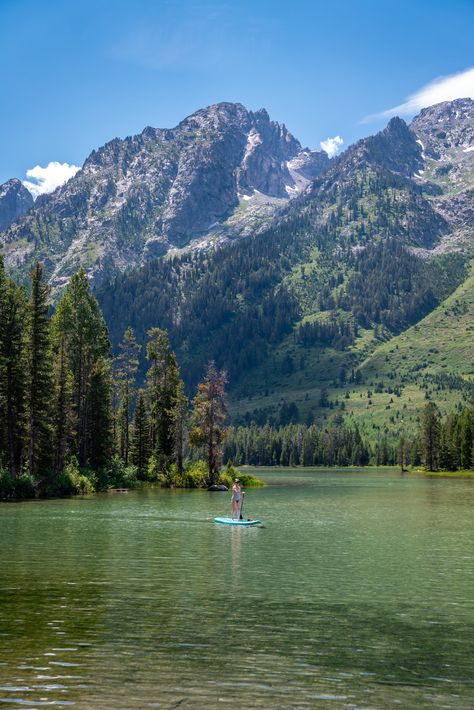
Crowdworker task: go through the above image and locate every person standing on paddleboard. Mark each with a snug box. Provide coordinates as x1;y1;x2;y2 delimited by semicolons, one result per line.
231;479;242;519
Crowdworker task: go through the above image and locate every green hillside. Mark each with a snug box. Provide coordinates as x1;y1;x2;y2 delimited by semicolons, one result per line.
230;260;474;442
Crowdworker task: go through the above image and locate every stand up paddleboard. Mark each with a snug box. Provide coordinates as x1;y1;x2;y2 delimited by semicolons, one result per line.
214;517;261;526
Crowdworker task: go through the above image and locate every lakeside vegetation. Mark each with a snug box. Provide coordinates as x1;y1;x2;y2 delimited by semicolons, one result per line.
224;398;474;476
0;257;262;500
1;256;472;501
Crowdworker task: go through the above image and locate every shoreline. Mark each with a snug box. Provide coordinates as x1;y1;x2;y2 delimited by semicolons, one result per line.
2;465;473;503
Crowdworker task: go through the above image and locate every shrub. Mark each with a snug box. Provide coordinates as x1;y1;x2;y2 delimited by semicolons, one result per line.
59;456;95;496
218;471;233;488
0;468;15;499
14;473;37;499
105;456;139;489
221;462;264;488
146;454;167;484
182;460;208;488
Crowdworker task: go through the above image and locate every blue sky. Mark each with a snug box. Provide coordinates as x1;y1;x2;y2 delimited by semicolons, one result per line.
1;0;473;188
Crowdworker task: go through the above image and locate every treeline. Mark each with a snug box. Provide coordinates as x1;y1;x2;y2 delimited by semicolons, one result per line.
97;228;302;388
340;241;465;333
401;401;474;472
0;259;229;498
295;318;358;351
224;423;373;467
94;146;466;410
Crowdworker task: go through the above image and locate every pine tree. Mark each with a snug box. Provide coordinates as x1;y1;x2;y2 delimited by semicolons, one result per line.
146;328;181;472
88;358;114;472
189;361;228;485
421;402;440;471
53;269;110;467
173;380;187;476
459;407;473;470
116;327;141;465
0;280;28;476
130;389;150;478
0;256;8;468
50;297;76;473
398;435;408;472
27;262;53;477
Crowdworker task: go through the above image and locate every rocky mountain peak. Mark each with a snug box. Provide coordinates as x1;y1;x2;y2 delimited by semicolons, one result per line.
411;98;474;160
0;102;329;288
363;116;423;176
410;98;474;241
0;178;34;232
322;115;423;184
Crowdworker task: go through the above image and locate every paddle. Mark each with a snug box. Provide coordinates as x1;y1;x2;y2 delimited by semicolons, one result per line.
239;491;245;520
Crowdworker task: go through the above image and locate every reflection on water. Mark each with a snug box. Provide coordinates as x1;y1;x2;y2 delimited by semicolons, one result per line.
231;525;242;576
0;468;473;709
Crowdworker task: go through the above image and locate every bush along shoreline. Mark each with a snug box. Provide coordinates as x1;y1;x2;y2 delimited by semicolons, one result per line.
0;459;264;501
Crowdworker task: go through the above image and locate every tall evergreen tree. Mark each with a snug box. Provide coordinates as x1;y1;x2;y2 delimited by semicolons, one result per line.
27;262;53;477
398;435;408;472
421;402;440;471
189;361;228;485
88;358;114;472
146;328;181;471
0;280;28;476
0;256;8;468
130;389;150;478
53;269;110;467
173;380;187;476
459;407;473;470
51;302;75;473
116;327;141;465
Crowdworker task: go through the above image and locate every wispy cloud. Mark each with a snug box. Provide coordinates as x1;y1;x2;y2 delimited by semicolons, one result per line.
23;161;80;198
363;66;474;123
320;135;344;158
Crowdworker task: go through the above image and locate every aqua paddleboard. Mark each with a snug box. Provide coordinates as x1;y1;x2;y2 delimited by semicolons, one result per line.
214;517;261;526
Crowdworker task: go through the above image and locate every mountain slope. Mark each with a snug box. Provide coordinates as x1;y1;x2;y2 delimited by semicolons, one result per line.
0;103;328;289
96;100;474;442
2;98;473;442
0;179;33;231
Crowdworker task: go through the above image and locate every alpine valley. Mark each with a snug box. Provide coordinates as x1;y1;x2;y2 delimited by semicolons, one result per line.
1;99;474;444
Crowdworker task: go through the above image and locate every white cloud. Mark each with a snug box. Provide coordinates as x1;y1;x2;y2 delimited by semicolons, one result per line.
320;135;344;158
23;161;80;198
363;66;474;123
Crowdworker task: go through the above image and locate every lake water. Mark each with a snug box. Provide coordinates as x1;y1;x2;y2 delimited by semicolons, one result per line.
0;468;473;709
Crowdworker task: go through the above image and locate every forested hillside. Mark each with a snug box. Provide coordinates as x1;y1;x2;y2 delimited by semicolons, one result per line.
97;104;474;443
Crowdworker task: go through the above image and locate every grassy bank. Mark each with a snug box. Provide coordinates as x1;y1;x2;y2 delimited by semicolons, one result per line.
409;468;474;479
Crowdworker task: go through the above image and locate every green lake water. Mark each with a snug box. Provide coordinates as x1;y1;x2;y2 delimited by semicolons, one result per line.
0;468;473;709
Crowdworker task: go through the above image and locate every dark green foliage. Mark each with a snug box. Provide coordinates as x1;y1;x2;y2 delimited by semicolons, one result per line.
130;389;150;478
404;400;474;472
115;327;141;465
0;276;28;476
341;241;465;333
146;327;183;473
97;232;301;389
224;423;371;467
27;262;53;476
189;362;229;485
87;358;114;472
296;318;357;350
421;402;441;471
53;269;111;467
51;315;75;473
